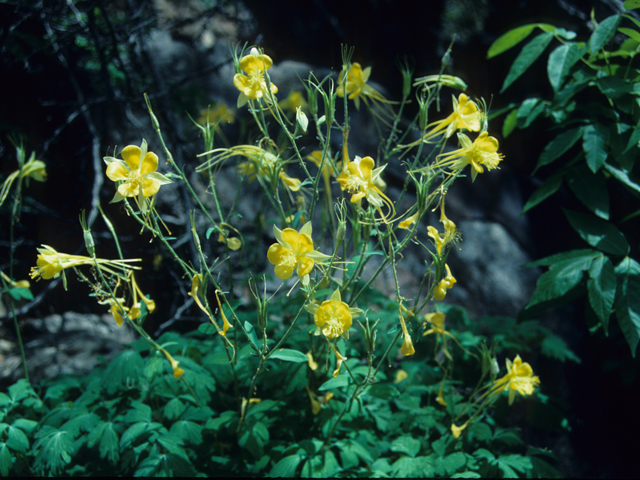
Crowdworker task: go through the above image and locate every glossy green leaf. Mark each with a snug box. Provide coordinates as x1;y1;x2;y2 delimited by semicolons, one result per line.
526;249;599;268
487;24;537;58
502;108;518;138
364;384;400;400
534;127;584;173
269;348;308;363
270;454;303;477
588;256;616;333
604;164;640;195
87;422;119;463
501;32;555;93
619;26;640;43
624;117;640;153
522;169;565;213
547;43;583;91
6;426;29;453
566;164;609;219
102;349;144;395
614;257;640;356
33;429;74;475
8;287;33;301
625;0;640;10
516;98;546;128
589;15;622;58
319;375;349;391
564;209;629;255
582;124;609;173
391;436;421;458
527;251;600;307
0;443;11;477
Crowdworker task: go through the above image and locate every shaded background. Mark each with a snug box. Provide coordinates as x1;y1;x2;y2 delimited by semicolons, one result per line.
1;0;639;477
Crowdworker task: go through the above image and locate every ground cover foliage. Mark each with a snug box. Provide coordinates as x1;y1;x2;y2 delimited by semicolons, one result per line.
7;0;640;477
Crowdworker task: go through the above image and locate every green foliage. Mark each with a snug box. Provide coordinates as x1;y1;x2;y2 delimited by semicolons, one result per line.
490;8;640;356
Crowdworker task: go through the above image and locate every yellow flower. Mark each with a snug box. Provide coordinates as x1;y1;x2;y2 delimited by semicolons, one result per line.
104;140;172;211
278;91;307;112
305;384;333;414
451;421;469;439
423;93;482;142
108;301;128;327
0;271;30;290
394;369;409;383
427;204;460;255
161;348;184;379
434;131;504;181
398;211;420;230
336;62;390;110
306;288;362;340
433;264;456;301
233;47;278;107
337;155;394;218
0;152;47;206
267;222;330;285
29;245;140;281
197;103;235;126
490;355;540;405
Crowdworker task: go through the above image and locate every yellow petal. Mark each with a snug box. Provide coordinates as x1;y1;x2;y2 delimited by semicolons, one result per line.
140;152;159;175
121;145;142;170
106;162;130;181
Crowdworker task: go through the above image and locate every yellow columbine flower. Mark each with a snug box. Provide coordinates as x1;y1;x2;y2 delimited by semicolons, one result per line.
451;421;469;439
394;369;409;383
197;103;235;126
278;91;307;112
0;152;47;206
423;93;482;142
398;211;420;230
427;205;460;255
336;62;390;110
29;245;140;281
433;264;456;301
0;271;30;290
161;348;184;379
233;47;278;107
267;222;331;286
104;140;172;211
305;288;362;340
490;355;540;405
337;155;395;218
434;131;504;181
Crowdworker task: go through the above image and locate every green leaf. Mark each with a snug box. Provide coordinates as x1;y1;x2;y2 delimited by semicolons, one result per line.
170;420;203;445
527;251;600;307
444;452;467;475
624;117;640;153
391;435;421;458
364;384;400;400
589;15;622;58
588;256;616;333
604;164;640;195
270;454;303;477
468;422;492;442
502;109;518;138
87;422;119;463
614;257;640;356
516;98;546;129
626;0;640;10
497;454;533;474
566;164;609;219
244;321;261;352
487;24;549;58
33;428;74;475
522;168;565;213
547;43;583;91
12;418;37;435
319;375;349;391
582;124;609;173
0;443;11;477
102;349;144;395
269;348;308;363
164;398;186;420
8;287;33;301
144;354;163;379
61;412;99;439
534;127;585;173
619;26;640;43
540;334;581;363
501;32;554;93
564;209;629;255
6;426;29;453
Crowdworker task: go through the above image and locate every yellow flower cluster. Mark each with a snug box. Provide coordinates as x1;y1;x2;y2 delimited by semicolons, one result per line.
233;47;278;107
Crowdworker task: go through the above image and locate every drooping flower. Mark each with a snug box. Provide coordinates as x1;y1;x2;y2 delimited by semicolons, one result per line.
434;131;504;181
104;140;172;211
267;223;331;286
433;264;456;301
337;155;395;219
427;204;460;255
451;421;469;439
161;348;184;379
306;288;362;340
398;211;420;230
336;62;391;110
490;355;540;405
233;47;278;107
29;245;140;281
